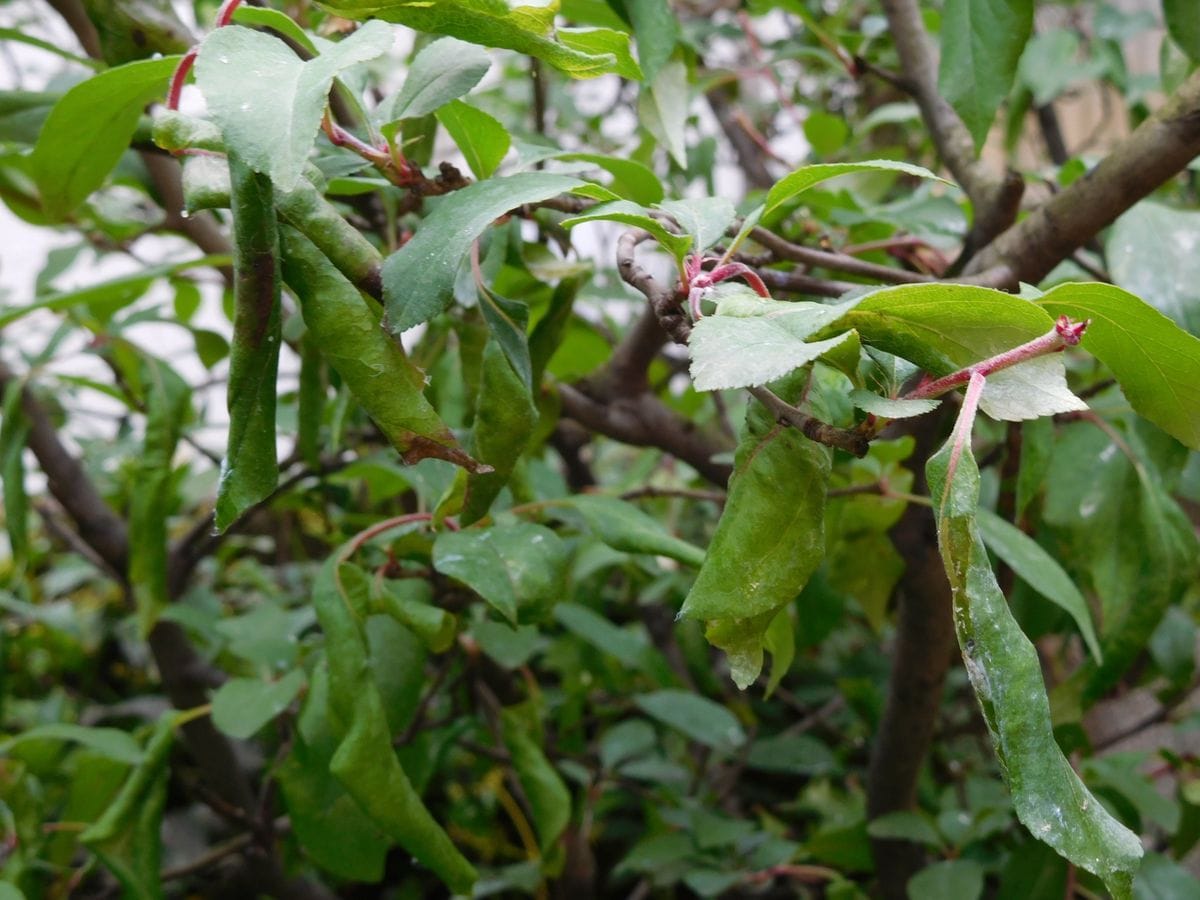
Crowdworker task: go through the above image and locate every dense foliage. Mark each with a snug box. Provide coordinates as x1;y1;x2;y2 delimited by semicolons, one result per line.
3;0;1200;897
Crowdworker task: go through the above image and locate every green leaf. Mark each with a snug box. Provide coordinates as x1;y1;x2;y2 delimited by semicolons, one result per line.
907;859;984;900
1106;202;1200;335
557;152;663;204
681;377;830;688
657;197;736;256
835;283;1086;421
80;715;174;900
436;99;510;179
0;381;29;566
127;353;190;636
1037;282;1200;449
688;314;855;391
461;339;537;523
432;523;568;624
389;36;491;120
624;0;677;81
560;199;692;262
314;0;617;77
230;5;319;54
0;723;144;765
373;580;456;653
634;689;747;753
313;557;477;892
745;731;836;776
195;22;393;190
557;27;642;81
215;154;281;532
763;160;946;221
30;55;181;220
211;669;306;740
937;0;1033;147
382;172;583;331
927;393;1143;897
1164;0;1200;62
867;811;943;847
638;59;688;168
556;494;705;567
848;389;940;419
975;507;1102;662
554;602;666;675
500;706;571;852
1017;30;1107;107
803;111;850;157
280;228;481;471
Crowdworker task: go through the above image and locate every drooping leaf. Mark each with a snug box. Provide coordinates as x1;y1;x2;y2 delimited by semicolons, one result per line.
681;375;830;688
0;381;29;566
195;22;393;190
927;384;1143;897
833;283;1086;421
215;154;281;532
389;36;492;120
279;227;482;471
937;0;1033;148
436;100;511;179
126;353;190;636
313;557;477;893
623;0;678;81
634;690;747;753
432;523;568;624
1037;282;1200;449
382;173;583;331
560;199;692;262
638;59;688;167
500;706;571;852
79;715;174;900
313;0;617;77
975;507;1101;661
211;669;306;740
30;55;181;220
0;723;144;765
373;579;456;653
478;285;532;390
555;494;705;567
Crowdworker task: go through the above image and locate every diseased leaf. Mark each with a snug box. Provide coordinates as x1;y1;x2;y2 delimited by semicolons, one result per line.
196;22;393;190
211;670;306;740
383;173;583;331
280;228;481;471
975;507;1101;661
436;100;510;179
389;36;491;120
938;0;1033;147
313;557;477;892
681;376;830;688
79;715;174;900
313;0;617;77
31;55;181;220
1037;282;1200;449
432;523;568;624
555;494;706;567
927;385;1143;898
126;353;190;636
215;154;281;532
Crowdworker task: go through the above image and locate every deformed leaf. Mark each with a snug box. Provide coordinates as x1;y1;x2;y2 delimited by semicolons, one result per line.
314;0;617;77
389;36;491;120
383;173;583;331
31;55;181;221
196;22;393;190
555;494;705;567
1037;282;1200;449
927;393;1142;897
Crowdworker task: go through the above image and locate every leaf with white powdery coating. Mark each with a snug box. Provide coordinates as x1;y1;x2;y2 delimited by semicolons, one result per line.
926;390;1142;898
1037;282;1200;449
689;316;854;391
938;0;1033;148
383;173;583;331
196;22;393;190
681;375;830;688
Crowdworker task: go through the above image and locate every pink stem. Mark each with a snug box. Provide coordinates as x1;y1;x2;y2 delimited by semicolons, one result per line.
166;48;197;111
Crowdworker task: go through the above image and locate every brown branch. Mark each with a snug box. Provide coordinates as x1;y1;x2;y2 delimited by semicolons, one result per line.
705;83;777;191
749;227;933;284
757;269;855;298
879;0;1024;256
965;68;1200;284
747;386;869;458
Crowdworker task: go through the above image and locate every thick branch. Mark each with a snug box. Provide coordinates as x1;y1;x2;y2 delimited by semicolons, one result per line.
879;0;1023;255
965;68;1200;283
